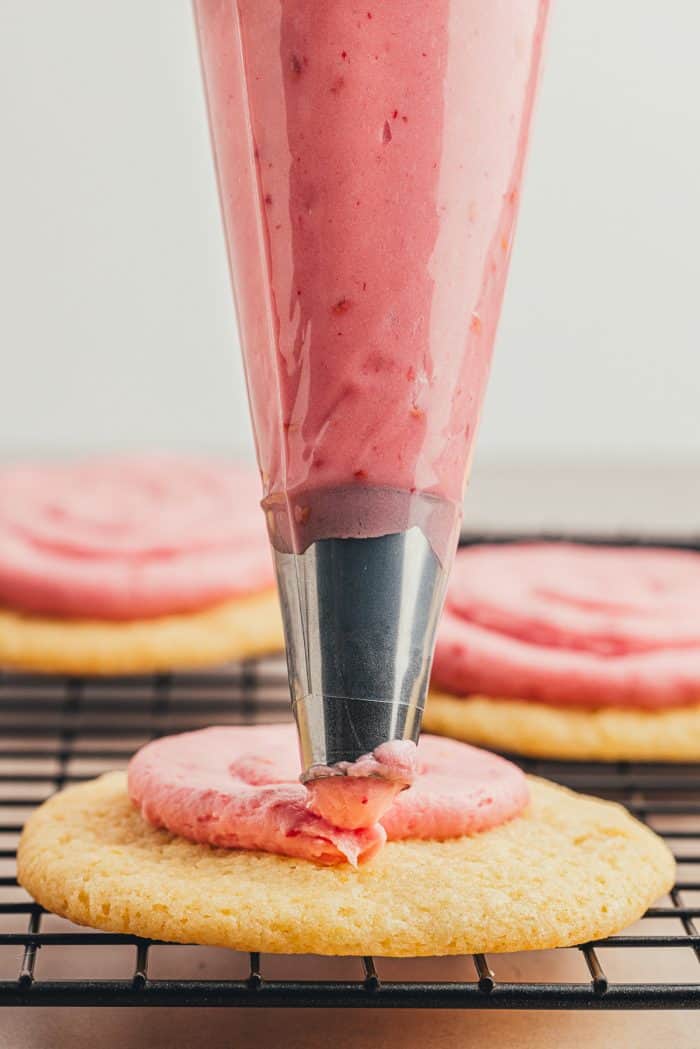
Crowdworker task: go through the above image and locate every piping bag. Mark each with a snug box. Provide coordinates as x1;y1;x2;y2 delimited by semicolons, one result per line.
193;0;549;783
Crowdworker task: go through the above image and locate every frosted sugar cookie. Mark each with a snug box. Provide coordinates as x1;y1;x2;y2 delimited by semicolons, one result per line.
426;543;700;760
18;725;674;956
0;456;283;673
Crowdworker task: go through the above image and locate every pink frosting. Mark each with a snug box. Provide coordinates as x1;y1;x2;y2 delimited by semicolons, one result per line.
0;456;274;620
305;740;418;829
127;724;529;866
433;543;700;710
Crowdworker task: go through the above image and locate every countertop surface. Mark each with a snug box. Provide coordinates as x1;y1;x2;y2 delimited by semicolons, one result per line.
4;463;699;1049
0;1003;695;1049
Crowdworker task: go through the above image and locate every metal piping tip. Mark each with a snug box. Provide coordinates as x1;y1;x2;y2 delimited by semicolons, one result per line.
272;528;449;780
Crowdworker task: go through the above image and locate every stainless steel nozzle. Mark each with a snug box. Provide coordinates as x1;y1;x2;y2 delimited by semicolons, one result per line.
273;527;449;781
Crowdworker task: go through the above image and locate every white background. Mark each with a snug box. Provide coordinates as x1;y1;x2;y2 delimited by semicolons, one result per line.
1;0;698;468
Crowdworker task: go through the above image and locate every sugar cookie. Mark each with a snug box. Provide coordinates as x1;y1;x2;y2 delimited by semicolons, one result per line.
18;771;674;957
0;456;283;673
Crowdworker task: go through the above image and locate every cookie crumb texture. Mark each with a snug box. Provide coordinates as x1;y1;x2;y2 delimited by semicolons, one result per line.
18;772;674;957
426;691;700;762
0;589;283;675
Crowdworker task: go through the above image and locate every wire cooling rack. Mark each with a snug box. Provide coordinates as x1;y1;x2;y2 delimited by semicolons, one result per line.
0;658;697;1009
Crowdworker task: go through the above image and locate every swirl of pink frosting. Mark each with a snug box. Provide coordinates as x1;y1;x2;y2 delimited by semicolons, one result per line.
0;456;273;620
433;543;700;710
127;723;529;867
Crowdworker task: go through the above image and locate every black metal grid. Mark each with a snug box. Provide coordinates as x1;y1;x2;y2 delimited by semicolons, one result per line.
0;658;697;1009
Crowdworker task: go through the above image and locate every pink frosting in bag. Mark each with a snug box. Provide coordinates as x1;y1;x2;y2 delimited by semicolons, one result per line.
128;724;529;866
0;456;274;620
433;543;700;709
